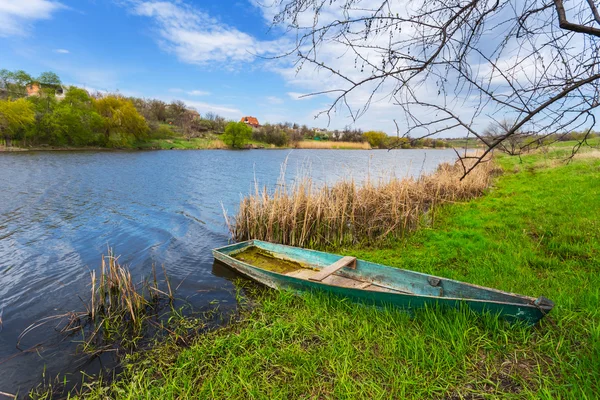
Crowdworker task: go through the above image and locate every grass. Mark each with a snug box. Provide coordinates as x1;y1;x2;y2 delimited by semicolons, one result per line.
137;138;374;150
229;157;498;248
72;147;600;399
136;136;227;150
295;140;371;149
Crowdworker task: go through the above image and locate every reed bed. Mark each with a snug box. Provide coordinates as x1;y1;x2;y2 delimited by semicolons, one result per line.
17;249;174;360
229;158;499;248
295;140;371;149
84;250;173;350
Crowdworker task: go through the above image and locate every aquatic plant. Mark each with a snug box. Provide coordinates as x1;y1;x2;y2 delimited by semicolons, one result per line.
229;156;500;247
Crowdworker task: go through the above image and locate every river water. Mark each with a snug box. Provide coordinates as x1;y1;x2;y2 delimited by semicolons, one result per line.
0;149;456;393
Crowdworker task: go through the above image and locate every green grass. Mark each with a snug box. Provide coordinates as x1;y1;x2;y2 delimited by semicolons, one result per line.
549;137;600;148
79;149;599;399
135;136;226;150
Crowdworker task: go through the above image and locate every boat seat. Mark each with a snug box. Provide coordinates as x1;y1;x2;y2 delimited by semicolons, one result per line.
309;256;356;282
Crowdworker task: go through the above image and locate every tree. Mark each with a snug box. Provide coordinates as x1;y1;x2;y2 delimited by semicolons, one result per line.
270;0;600;176
254;123;290;146
48;87;104;146
93;96;148;146
483;120;529;156
222;121;252;149
26;93;59;144
0;69;33;98
37;71;61;87
363;131;387;148
180;109;201;140
167;100;188;124
149;99;168;122
0;98;35;146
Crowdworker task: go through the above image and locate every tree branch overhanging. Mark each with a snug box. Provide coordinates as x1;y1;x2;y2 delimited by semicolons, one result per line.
268;0;600;175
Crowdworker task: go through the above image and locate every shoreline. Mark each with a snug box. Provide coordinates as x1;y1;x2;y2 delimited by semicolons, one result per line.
28;145;600;398
0;145;476;153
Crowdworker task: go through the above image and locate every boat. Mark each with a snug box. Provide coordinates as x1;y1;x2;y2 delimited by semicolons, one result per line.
212;240;554;324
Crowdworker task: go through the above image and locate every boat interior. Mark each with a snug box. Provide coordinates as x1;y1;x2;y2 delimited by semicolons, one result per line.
217;240;542;306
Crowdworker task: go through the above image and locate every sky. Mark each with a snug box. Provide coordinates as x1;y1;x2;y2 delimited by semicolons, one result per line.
1;1;596;138
0;0;400;133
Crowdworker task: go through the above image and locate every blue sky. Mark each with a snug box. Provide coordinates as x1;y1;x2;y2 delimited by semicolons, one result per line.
3;1;593;138
0;0;372;131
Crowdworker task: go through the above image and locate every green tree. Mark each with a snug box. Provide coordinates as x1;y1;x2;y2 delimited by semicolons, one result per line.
0;98;35;146
37;71;61;86
93;96;148;146
0;69;33;98
48;87;104;146
37;71;62;96
222;121;252;149
26;94;58;144
363;130;387;148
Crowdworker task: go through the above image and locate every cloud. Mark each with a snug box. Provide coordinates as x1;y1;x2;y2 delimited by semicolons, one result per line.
187;90;210;96
0;0;65;37
54;48;69;54
125;0;289;67
169;88;211;96
183;100;241;118
121;1;475;135
265;96;284;105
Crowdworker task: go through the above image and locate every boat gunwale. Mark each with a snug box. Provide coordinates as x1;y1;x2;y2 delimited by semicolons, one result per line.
213;240;552;312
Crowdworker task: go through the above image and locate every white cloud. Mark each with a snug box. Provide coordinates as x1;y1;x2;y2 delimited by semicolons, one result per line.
187;90;210;96
121;1;490;136
265;96;283;105
183;100;241;118
0;0;65;37
169;88;211;96
54;48;69;54
126;0;289;67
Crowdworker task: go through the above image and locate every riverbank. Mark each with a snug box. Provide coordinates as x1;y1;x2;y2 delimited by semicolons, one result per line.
67;146;599;398
1;138;462;152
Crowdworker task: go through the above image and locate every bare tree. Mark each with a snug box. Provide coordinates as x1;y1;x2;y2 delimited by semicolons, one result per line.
483;119;527;156
269;0;600;176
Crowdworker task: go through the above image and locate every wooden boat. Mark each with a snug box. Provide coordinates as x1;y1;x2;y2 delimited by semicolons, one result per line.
212;240;554;324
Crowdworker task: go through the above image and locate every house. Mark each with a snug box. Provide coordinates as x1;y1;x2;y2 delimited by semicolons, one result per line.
26;83;41;96
26;83;67;100
241;116;260;128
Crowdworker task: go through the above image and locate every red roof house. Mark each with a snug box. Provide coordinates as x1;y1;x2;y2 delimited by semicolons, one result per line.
241;116;260;128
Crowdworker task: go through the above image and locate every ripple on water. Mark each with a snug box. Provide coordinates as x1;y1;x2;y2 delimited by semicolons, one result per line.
0;149;457;392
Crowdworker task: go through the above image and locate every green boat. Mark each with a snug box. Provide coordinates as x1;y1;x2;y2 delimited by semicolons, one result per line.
212;240;554;324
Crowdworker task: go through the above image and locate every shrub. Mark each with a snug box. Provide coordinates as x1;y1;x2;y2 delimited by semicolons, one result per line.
253;124;290;146
222;121;252;149
363;130;387;148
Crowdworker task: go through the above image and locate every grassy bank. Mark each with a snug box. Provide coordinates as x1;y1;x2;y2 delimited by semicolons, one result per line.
294;140;371;149
73;148;599;399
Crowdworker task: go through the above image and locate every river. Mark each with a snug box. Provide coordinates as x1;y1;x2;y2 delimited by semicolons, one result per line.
0;148;456;393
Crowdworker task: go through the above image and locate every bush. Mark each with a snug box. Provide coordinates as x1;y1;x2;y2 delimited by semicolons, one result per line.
222;121;252;149
253;124;290;146
363;131;387;148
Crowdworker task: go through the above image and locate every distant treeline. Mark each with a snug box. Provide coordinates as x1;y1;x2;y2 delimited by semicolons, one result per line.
3;68;556;150
0;69;239;148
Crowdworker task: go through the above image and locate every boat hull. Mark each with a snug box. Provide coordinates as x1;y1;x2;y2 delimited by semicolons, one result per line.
213;240;553;324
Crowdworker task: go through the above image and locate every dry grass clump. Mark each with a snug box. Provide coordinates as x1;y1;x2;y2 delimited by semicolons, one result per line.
229;158;499;248
18;249;174;358
295;141;371;149
207;139;227;149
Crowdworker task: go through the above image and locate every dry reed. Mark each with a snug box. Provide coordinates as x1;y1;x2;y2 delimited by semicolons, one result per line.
228;157;499;248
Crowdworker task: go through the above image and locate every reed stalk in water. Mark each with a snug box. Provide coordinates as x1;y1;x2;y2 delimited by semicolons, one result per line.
229;157;500;248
